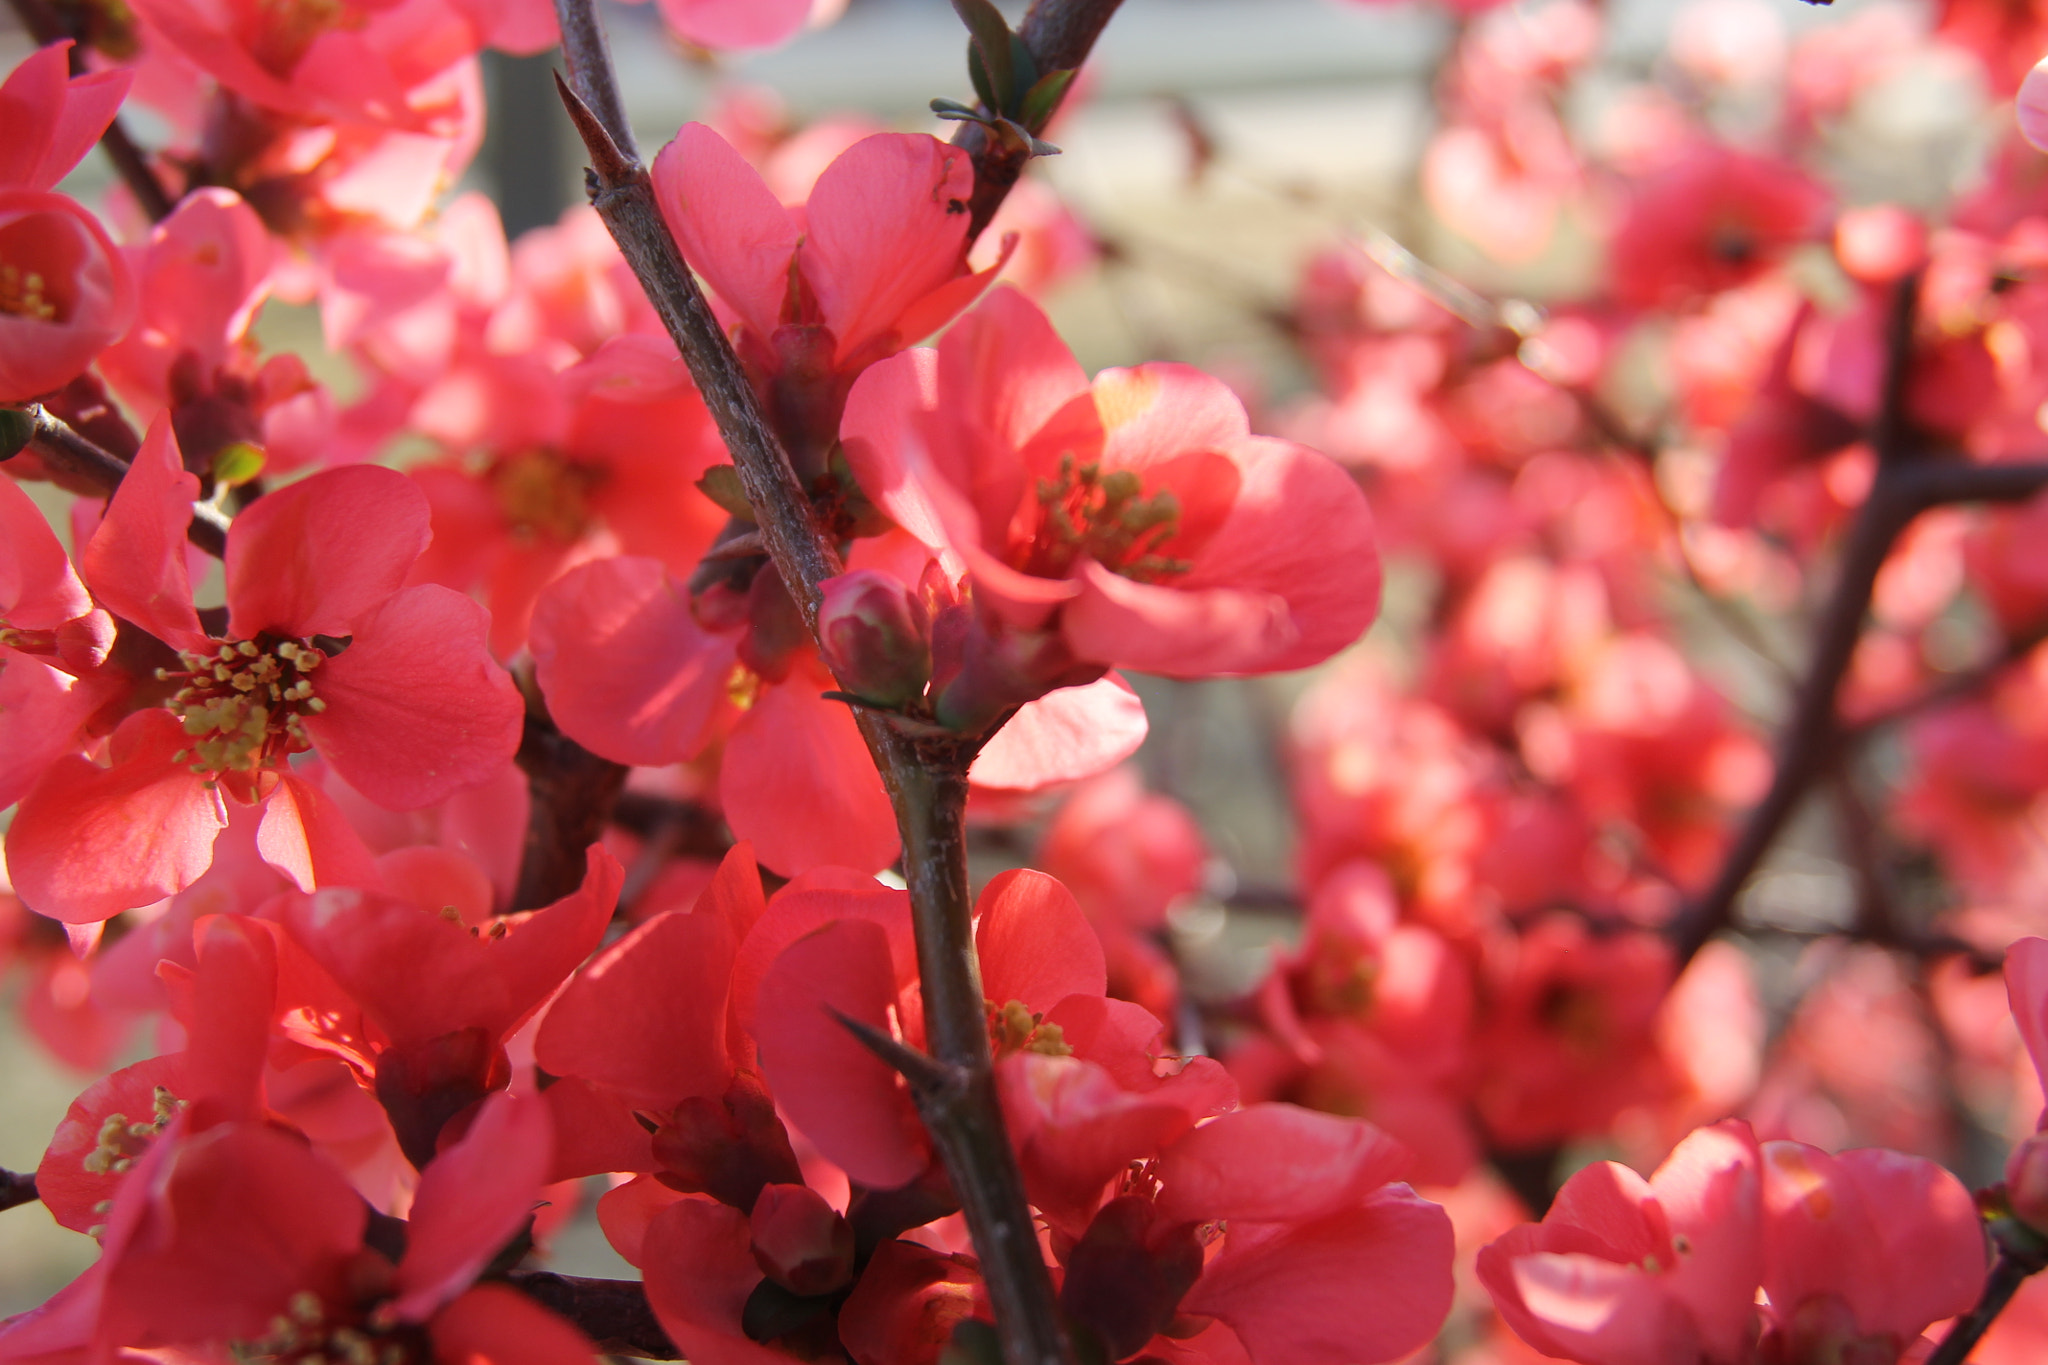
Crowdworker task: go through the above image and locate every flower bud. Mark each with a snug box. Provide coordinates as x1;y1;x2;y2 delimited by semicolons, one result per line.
817;570;931;708
749;1183;855;1297
2008;1131;2048;1234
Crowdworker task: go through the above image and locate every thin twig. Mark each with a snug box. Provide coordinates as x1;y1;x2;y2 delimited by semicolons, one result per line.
1924;1252;2038;1365
4;0;177;222
8;404;230;556
0;1168;37;1212
1845;620;2048;739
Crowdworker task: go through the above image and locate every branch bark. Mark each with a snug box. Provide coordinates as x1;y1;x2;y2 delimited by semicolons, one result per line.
506;1272;678;1358
4;403;230;557
546;5;1134;1359
0;1168;37;1213
1924;1252;2037;1365
1665;279;2048;966
4;0;177;222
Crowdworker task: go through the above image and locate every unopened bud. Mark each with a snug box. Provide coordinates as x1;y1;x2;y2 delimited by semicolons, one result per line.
817;570;931;708
749;1183;855;1297
2009;1131;2048;1234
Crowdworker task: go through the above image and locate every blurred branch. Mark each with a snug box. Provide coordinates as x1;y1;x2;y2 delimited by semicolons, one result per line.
3;404;230;557
1845;620;2048;740
4;0;176;221
0;1168;37;1212
1925;1252;2039;1365
506;1272;678;1358
509;688;628;912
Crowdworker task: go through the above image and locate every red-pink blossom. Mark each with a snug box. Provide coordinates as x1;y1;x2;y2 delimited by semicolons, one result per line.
6;421;524;919
842;287;1381;688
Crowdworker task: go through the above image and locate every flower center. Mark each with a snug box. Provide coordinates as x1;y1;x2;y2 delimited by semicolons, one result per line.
986;999;1073;1059
237;1290;429;1365
0;263;62;322
249;0;359;77
1021;454;1191;583
488;449;606;546
81;1085;185;1178
157;637;328;778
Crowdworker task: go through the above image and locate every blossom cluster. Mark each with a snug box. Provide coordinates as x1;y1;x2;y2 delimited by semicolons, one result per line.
5;0;2048;1361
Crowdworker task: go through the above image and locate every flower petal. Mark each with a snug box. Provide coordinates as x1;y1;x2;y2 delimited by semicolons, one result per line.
225;464;430;640
754;917;930;1189
652;123;796;345
1182;1185;1455;1365
530;556;736;767
5;708;225;922
393;1090;554;1320
970;674;1148;791
305;584;524;811
721;679;898;877
974;869;1106;1013
80;416;206;654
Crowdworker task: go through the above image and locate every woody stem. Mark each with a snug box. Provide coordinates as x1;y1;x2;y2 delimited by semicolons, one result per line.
549;5;1085;1361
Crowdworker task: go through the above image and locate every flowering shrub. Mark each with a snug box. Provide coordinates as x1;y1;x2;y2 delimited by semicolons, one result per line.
9;0;2048;1362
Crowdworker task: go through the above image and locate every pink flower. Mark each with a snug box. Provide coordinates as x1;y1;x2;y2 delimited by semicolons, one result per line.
1478;1120;1765;1365
652;122;1004;468
1477;1120;1985;1365
842;287;1381;694
0;43;137;404
88;1091;587;1364
5;420;524;920
1607;146;1829;311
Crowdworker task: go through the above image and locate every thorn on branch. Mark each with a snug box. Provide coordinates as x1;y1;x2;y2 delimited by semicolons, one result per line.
829;1007;970;1098
550;69;637;187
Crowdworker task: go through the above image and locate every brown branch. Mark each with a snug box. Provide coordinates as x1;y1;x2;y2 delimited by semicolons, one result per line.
5;0;176;222
953;0;1127;242
549;7;1087;1360
0;1168;37;1212
6;404;230;557
1925;1252;2039;1365
506;1271;678;1358
509;691;628;913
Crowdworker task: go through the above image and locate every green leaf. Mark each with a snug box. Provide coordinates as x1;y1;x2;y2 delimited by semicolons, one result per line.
966;40;999;112
930;97;990;124
740;1280;830;1344
1019;67;1077;133
210;441;267;488
695;464;757;522
0;407;33;461
950;0;1016;109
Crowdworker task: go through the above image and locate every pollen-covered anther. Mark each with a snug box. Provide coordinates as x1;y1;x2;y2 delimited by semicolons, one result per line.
0;263;61;322
81;1085;185;1176
1025;453;1191;583
986;998;1073;1058
158;635;329;778
237;1288;422;1365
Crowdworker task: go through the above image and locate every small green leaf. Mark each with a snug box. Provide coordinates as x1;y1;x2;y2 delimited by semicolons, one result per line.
966;40;999;112
0;407;33;461
938;1319;1005;1365
1006;32;1040;105
695;464;757;522
1019;67;1077;133
740;1280;829;1344
950;0;1016;110
931;97;990;124
210;441;267;488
